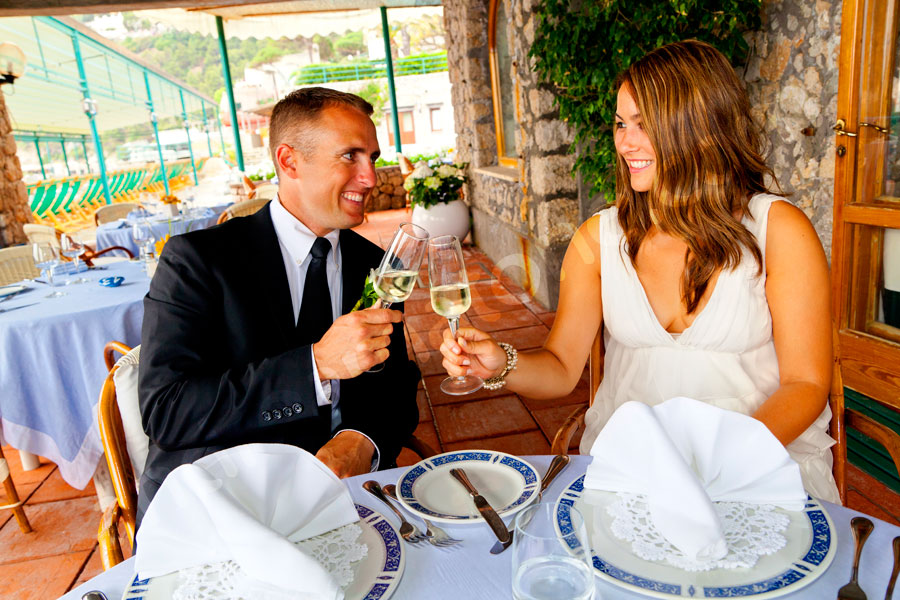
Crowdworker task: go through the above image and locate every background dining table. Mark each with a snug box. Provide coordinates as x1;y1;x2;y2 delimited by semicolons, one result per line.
0;259;149;490
59;455;900;600
94;207;220;258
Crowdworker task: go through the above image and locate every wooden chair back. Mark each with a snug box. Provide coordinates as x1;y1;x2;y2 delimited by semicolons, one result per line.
216;197;269;225
23;223;60;248
0;245;40;286
94;202;139;226
96;341;140;569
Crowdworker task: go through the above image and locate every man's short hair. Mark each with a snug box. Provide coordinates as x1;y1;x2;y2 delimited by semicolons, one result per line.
268;87;374;162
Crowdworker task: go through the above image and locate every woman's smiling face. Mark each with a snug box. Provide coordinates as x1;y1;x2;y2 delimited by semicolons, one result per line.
614;85;656;193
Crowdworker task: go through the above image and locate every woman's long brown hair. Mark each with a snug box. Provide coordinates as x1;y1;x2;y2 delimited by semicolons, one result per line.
616;40;781;313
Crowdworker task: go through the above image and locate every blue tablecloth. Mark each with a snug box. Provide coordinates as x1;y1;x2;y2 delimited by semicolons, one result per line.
95;207;219;257
0;260;150;488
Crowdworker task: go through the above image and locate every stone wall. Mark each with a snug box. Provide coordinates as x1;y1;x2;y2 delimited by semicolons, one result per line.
743;0;841;257
0;90;29;248
365;165;408;212
443;0;843;309
444;0;576;308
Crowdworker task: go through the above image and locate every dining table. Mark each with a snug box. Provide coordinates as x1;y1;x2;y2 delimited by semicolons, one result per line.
94;207;221;258
59;455;900;600
0;259;150;490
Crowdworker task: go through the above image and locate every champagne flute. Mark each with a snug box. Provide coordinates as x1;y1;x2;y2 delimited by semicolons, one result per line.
368;222;430;372
60;234;89;284
428;234;483;395
32;243;66;298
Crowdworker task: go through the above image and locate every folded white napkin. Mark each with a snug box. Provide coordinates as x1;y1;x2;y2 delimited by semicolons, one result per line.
49;261;89;275
584;398;806;562
135;443;359;600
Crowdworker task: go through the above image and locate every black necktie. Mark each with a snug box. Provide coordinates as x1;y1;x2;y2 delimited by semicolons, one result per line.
296;237;333;344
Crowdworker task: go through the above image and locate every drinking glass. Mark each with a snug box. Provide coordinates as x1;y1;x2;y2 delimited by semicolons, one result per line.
511;502;595;600
368;222;430;372
427;234;482;395
32;243;66;298
59;234;89;284
132;223;152;261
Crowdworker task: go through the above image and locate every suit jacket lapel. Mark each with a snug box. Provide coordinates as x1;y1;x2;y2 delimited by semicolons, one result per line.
340;229;374;316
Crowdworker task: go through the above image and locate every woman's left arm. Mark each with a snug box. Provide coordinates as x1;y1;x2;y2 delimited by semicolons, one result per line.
753;200;832;445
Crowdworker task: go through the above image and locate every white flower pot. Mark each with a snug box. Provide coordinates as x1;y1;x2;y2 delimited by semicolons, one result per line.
411;199;470;241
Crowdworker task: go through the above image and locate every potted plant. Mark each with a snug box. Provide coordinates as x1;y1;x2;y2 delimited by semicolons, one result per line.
404;161;470;240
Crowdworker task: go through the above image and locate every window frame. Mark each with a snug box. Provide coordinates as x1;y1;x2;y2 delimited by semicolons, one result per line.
488;0;519;168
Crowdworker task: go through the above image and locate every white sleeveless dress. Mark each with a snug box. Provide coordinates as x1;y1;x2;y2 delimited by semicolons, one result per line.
579;194;841;504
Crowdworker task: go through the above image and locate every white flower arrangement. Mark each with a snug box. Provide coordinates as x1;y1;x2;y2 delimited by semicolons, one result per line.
402;160;468;209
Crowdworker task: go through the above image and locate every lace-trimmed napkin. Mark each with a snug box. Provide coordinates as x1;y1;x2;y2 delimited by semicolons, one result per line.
135;443;361;600
584;398;806;567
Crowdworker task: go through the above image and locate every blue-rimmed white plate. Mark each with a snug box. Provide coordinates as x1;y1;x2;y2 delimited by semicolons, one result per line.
557;475;836;599
396;450;540;524
121;503;404;600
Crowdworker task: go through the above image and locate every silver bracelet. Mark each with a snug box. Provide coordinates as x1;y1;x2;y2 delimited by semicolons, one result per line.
483;342;518;390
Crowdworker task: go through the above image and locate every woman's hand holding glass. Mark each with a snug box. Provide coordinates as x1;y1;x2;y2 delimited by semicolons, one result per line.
439;325;507;380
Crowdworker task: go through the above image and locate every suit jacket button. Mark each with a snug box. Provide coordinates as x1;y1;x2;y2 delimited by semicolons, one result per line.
272;409;282;420
262;411;272;422
283;406;293;417
292;403;303;414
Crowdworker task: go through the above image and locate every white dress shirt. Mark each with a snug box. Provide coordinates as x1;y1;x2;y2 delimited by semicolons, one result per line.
269;195;379;468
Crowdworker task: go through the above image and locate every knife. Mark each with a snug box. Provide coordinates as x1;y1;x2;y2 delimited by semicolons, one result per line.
450;467;511;545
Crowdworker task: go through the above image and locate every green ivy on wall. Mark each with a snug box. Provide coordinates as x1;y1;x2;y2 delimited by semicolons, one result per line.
529;0;762;199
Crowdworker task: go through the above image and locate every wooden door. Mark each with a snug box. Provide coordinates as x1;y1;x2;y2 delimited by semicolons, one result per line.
834;0;900;485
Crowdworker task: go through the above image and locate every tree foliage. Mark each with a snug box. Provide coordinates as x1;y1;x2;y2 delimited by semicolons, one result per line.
529;0;762;199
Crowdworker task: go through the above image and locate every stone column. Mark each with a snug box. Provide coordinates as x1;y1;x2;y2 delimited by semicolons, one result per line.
0;89;30;249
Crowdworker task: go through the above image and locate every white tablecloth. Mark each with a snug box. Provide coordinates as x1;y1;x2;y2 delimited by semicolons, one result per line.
94;208;220;257
59;455;900;600
0;260;149;489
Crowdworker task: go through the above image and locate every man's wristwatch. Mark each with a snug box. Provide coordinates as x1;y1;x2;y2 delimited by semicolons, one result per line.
483;342;518;390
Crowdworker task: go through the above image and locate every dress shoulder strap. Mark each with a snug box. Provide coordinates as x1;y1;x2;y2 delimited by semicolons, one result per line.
745;193;785;262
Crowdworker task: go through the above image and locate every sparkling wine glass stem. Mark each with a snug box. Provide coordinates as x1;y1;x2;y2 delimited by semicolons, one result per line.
447;316;467;382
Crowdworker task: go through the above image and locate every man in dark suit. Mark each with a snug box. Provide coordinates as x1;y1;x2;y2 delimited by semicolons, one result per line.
136;88;420;526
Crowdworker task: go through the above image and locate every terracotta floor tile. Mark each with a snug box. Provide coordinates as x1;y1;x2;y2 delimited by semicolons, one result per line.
408;315;472;354
465;262;495;283
0;550;92;600
407;285;430;302
492;325;550;350
432;395;538;443
71;546;105;590
468;280;525;313
422;374;513;406
846;490;900;526
416;388;432;423
531;405;587;453
847;464;900;521
0;497;99;564
403;297;434;316
520;369;590;411
538;312;556;328
28;469;96;505
469;308;543;332
415;350;446;377
2;449;56;485
405;311;456;333
443;431;551;456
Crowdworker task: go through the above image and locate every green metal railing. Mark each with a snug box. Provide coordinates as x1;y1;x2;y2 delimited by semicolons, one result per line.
292;53;448;85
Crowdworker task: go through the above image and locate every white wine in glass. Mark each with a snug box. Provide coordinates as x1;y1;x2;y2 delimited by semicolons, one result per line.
368;222;430;372
428;235;483;395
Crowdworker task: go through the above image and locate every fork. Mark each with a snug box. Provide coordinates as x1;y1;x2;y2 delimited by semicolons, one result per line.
838;516;874;600
383;484;462;548
362;480;426;545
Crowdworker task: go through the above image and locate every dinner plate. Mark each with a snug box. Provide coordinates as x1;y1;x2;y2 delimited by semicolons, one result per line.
0;284;27;299
557;475;836;599
120;503;405;600
396;450;540;524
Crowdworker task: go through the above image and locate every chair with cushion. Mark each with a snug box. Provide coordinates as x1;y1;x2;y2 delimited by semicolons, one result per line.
94;202;140;226
216;197;270;225
96;340;437;570
0;245;40;286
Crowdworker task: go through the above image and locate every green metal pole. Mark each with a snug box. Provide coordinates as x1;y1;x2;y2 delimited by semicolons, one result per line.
143;70;171;197
179;89;199;185
216;16;244;171
81;138;91;174
34;139;46;179
215;105;228;164
60;141;71;176
201;101;214;158
72;34;111;204
381;7;402;155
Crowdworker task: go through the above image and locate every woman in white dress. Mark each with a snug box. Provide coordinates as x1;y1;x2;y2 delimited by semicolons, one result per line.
438;40;840;503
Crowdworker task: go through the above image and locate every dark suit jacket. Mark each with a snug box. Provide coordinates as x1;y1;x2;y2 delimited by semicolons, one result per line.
136;204;420;525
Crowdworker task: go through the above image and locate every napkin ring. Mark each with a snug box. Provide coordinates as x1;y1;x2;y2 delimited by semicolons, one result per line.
483;342;517;390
